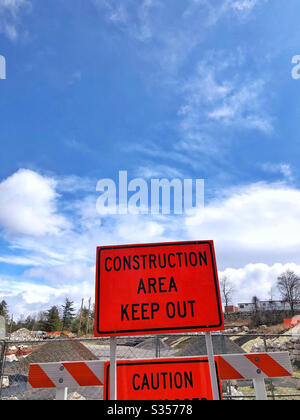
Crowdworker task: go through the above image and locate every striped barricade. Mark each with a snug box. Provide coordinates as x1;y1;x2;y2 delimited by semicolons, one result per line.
217;351;293;400
27;352;293;400
28;360;105;400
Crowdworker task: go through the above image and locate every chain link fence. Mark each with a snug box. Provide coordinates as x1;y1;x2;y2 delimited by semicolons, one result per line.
1;332;300;400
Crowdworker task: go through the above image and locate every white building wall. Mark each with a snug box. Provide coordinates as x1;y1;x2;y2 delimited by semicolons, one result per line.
238;301;300;313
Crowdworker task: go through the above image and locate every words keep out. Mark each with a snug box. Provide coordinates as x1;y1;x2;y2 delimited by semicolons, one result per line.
121;300;196;322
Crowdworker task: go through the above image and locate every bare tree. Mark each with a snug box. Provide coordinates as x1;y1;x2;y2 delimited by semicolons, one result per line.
250;295;262;327
252;295;260;310
220;276;235;312
277;270;300;316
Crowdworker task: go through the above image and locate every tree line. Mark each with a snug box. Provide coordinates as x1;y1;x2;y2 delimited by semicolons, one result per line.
0;298;95;336
1;269;299;334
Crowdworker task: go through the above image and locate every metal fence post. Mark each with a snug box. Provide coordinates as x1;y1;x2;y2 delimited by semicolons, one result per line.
155;335;160;358
0;341;7;400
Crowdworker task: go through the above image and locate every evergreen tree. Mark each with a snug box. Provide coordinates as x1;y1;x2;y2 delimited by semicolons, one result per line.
0;300;9;320
24;315;36;331
44;306;62;332
61;298;75;330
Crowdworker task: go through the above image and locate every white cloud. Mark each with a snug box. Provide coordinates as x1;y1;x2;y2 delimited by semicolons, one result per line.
0;169;70;236
92;0;263;75
1;169;300;316
0;0;31;40
185;182;300;267
184;0;265;25
116;216;165;243
2;170;300;272
0;0;27;15
24;263;94;286
55;174;96;193
230;0;260;12
135;164;184;180
261;162;294;182
220;262;300;305
0;261;95;318
0;255;43;266
92;0;158;42
178;59;273;149
0;274;94;318
206;79;273;133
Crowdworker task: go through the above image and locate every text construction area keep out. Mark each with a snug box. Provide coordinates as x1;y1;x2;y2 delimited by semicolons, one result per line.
95;241;224;336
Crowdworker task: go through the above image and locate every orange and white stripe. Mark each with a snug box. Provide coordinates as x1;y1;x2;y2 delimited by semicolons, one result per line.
28;360;105;389
217;352;293;380
27;352;292;391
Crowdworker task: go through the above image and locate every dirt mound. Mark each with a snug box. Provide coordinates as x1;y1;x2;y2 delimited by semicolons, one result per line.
6;340;98;376
165;334;245;357
135;337;171;351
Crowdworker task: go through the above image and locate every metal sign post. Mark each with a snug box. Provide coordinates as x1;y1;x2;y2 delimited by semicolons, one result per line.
205;332;220;400
110;336;117;400
253;377;267;400
56;388;68;401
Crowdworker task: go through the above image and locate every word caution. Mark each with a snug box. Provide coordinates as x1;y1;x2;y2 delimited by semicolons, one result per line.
104;358;222;400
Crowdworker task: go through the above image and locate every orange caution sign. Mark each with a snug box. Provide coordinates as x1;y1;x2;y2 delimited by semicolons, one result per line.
104;357;223;400
95;241;224;336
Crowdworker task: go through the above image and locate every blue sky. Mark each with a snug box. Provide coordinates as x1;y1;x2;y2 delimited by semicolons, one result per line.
1;0;300;317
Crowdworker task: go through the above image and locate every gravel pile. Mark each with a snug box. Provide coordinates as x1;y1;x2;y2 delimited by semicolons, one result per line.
5;340;98;376
9;329;37;342
165;334;245;357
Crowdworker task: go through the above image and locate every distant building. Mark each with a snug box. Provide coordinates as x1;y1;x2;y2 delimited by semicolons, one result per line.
224;305;239;313
238;300;300;313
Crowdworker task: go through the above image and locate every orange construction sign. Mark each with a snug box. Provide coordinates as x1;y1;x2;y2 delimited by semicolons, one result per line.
94;241;224;337
103;357;223;400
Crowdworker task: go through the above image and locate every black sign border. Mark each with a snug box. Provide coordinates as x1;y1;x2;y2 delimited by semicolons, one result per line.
95;241;224;335
104;358;222;400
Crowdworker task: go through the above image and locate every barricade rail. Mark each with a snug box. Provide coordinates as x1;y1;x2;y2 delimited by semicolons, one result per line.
1;332;300;400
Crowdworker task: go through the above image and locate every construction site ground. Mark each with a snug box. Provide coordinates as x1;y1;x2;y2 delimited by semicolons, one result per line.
1;324;300;400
